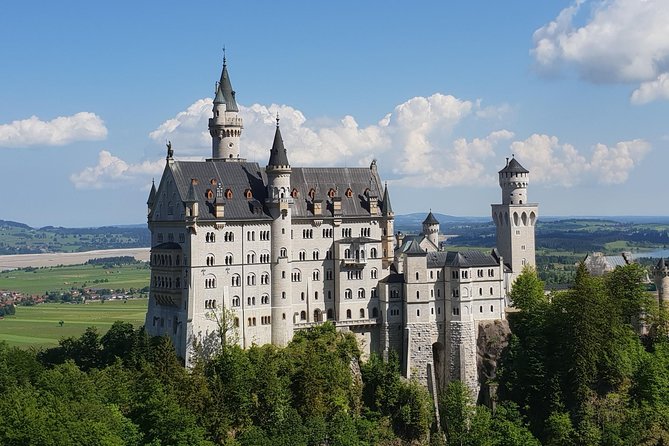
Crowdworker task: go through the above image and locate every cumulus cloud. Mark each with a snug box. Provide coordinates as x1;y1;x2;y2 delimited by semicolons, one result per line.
70;150;165;189
510;135;650;186
136;94;649;191
532;0;669;103
0;112;107;147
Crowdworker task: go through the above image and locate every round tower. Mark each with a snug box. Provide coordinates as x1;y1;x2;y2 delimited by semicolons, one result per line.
266;117;294;346
653;259;669;310
209;57;244;160
499;157;529;205
422;211;440;248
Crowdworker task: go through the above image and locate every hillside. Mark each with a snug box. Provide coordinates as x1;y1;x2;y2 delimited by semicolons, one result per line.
0;220;150;255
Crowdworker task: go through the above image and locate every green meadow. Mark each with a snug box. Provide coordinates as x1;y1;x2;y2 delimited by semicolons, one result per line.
0;263;150;295
0;298;149;348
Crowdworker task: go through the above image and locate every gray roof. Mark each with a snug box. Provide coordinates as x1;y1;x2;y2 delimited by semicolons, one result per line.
422;211;439;225
404;239;427;256
382;183;393;215
160;160;388;222
499;157;529;174
147;180;156;205
267;125;290;167
218;61;238;112
379;273;405;284
290;166;383;218
170;160;271;221
427;250;500;268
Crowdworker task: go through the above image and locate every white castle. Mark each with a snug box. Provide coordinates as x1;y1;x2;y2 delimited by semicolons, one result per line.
145;59;538;395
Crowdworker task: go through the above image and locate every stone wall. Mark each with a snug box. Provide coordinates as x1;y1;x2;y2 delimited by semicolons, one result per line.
448;320;478;396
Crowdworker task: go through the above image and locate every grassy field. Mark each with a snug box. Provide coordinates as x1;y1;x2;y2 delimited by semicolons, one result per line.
0;298;149;348
0;263;150;295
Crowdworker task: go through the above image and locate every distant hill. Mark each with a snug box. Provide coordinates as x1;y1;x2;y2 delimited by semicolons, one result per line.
2;215;669;255
0;221;150;255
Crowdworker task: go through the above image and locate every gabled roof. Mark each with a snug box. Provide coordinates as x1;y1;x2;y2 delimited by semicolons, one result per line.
267;124;290;167
403;239;427;257
218;60;238;112
426;250;500;268
290;167;383;218
422;211;439;225
499;157;529;174
169;160;271;221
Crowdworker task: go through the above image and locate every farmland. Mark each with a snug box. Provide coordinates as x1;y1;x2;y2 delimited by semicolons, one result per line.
0;298;148;348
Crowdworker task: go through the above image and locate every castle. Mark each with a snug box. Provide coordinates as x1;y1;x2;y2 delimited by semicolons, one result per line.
144;58;538;396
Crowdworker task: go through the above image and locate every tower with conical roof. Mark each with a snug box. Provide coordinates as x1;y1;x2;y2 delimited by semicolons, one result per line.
381;182;395;269
209;56;244;160
491;156;538;285
422;211;440;248
266;116;294;346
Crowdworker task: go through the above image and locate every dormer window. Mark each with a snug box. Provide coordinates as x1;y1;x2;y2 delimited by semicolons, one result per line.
308;188;315;200
328;188;336;198
363;188;370;197
210;179;217;186
245;189;253;199
225;189;233;199
206;189;214;200
345;188;353;198
291;188;299;199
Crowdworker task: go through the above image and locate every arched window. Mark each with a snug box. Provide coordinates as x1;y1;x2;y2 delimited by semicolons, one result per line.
358;288;365;299
345;289;352;299
261;272;270;285
232;296;240;307
225;188;233;199
247;273;256;286
370;268;378;279
231;274;241;287
346;309;352;319
224;253;233;265
344;248;351;259
415;272;419;280
291;269;301;282
313;269;320;281
360;308;365;318
300;311;306;321
247;251;256;263
280;247;287;258
370;247;377;258
261;294;269;304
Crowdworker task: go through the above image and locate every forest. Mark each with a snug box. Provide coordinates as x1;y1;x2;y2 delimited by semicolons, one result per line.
0;264;668;445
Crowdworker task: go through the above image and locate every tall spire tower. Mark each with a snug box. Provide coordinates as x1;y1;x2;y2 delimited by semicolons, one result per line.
266;115;294;346
491;156;538;284
209;54;244;160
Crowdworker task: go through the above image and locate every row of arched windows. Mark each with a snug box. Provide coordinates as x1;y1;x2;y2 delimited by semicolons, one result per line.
152;253;180;267
204;299;217;309
153;275;181;289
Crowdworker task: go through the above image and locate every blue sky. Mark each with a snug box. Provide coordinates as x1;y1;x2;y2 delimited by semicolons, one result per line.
2;0;668;227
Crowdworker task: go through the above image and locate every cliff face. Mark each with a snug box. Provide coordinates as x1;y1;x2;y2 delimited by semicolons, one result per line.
477;320;511;406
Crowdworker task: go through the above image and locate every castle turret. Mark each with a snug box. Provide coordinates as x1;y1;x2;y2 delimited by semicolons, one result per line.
209;57;244;160
147;179;156;217
266;116;294;346
654;258;669;310
381;182;395;269
491;156;538;285
422;211;440;249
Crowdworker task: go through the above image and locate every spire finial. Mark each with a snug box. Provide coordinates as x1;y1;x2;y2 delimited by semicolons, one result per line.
222;45;226;64
276;112;280;127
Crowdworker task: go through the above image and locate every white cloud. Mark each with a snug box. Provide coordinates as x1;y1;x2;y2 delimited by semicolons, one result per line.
510;134;650;186
140;95;648;191
70;150;165;189
0;112;107;147
532;0;669;103
631;73;669;104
